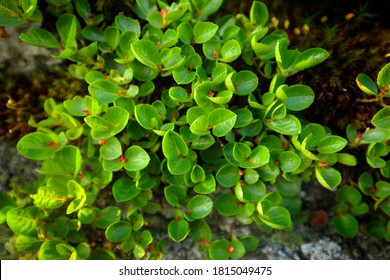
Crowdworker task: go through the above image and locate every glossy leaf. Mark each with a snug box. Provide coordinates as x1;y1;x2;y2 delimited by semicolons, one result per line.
216;164;240;187
333;214;358;238
250;1;269;26
123;146;150;171
292;48;330;72
226;70;258;96
134;104;161;130
112;178;140;202
278;84;315;111
95;206;121;229
131;39;160;69
279;151;301;172
377;62;390;88
19;28;58;48
356;73;378;95
257;204;292;229
105;221;132;242
315;166;342;190
209;108;237;137
193;21;218;44
56;13;77;49
31;186;68;209
317;136;348;154
168;212;189;242
220;39;241;63
17;132;58;160
372;108;390;129
162;130;188;158
266;114;301;135
215;193;240;216
100;137;122;160
6;206;45;236
88;79;120;103
186;195;213;220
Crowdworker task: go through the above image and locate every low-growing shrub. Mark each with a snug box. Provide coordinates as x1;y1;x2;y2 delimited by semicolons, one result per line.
0;0;389;259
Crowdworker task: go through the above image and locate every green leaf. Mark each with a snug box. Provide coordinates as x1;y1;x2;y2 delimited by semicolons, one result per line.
168;211;189;242
193;21;218;44
333;214;358;238
227;70;258;96
169;86;191;102
186;195;213;220
356;73;378;95
85;107;129;139
192;0;223;18
317;136;348;154
164;185;186;207
337;186;362;205
95;206;121;229
6;206;45;236
115;12;141;35
134;104;161;130
336;153;358;166
235;180;266;202
56;14;77;49
278;84;315;111
208;239;230;260
167;156;192;175
131;39;160;69
190;165;206;183
377;62;390;88
100;137;122;160
113;178;140;202
275;176;300;197
240;236;259;253
177;21;193;44
162;130;188;158
372;108;390;129
19;28;58;48
216;164;240;188
257;204;292;229
233;142;251;162
215;193;240;216
17;132;58;160
234;108;253;128
31;186;68;209
279;151;301;172
88;79;120;103
74;0;91;21
104;26;120;49
209;108;237;137
81;26;104;41
315;166;342;190
361;128;390;143
250;1;269;26
194;174;216;194
189;219;212;243
220;39;241;63
38;240;68;260
78;208;95;225
239;145;270;169
266;114;301;135
292;48;330;72
123;146;150;171
105;221;132;242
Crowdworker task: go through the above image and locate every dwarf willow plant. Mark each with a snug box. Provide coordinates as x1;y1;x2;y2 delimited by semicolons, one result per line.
333;63;390;240
0;0;357;259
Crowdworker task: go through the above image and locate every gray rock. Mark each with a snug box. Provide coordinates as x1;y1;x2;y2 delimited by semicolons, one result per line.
301;239;350;260
0;138;39;192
